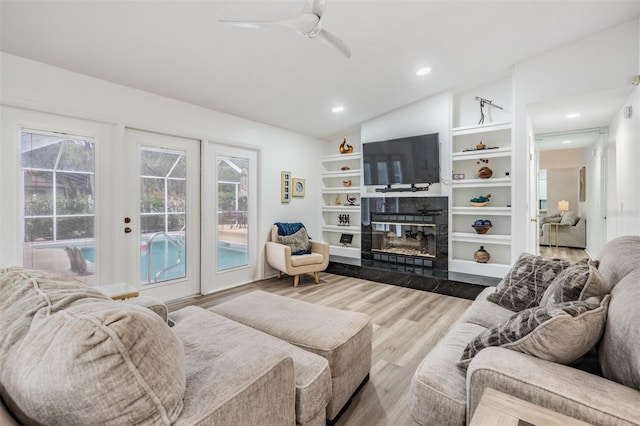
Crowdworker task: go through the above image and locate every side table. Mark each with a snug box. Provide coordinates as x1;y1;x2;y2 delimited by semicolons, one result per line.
548;222;567;247
96;282;140;300
470;388;592;426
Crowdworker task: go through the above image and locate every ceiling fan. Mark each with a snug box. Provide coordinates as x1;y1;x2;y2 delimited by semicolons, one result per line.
220;0;351;59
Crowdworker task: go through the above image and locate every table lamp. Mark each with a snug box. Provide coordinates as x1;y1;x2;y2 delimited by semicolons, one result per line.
558;200;569;215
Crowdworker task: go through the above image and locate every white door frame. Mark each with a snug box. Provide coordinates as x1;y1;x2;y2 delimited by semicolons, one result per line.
201;141;260;294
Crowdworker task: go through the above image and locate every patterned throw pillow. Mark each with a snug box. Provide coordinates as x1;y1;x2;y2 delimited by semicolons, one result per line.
278;227;312;255
458;295;610;369
487;253;572;311
540;260;609;306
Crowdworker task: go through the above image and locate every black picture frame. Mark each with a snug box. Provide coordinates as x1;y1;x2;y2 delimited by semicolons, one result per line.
340;233;353;245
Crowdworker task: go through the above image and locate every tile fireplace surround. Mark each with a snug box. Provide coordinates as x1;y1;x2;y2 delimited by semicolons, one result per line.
326;196;499;300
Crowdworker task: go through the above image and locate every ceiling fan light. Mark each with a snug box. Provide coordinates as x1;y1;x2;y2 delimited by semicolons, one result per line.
416;67;432;76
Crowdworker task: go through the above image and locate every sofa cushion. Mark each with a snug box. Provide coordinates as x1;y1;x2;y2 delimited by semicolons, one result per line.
0;267;185;426
460;287;514;328
278;227;312;255
597;235;640;289
540;260;609;306
486;253;572;311
560;210;579;226
458;295;609;369
598;269;640;390
410;322;487;426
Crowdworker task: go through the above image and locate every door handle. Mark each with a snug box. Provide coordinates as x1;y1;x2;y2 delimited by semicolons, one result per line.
530;218;537;223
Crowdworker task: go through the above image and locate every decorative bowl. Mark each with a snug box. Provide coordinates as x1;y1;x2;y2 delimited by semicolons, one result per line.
470;201;490;207
472;224;492;234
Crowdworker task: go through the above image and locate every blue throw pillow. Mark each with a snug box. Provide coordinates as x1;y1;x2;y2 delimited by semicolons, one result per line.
275;222;305;236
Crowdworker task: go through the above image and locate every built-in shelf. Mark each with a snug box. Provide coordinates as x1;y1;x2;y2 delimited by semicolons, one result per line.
451;207;512;216
451;232;512;245
450;90;513;279
452;122;512;136
322;225;361;234
451;177;511;188
321;151;362;264
452;147;511;160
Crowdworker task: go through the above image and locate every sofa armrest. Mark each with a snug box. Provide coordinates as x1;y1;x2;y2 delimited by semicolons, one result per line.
467;347;640;425
174;346;296;425
265;241;292;273
310;240;329;258
121;295;168;323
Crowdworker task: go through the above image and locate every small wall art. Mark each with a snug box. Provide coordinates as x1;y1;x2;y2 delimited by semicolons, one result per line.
292;177;305;197
281;171;291;203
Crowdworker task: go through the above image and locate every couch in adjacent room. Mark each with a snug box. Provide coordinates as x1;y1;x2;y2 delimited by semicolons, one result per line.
410;235;640;425
539;210;586;248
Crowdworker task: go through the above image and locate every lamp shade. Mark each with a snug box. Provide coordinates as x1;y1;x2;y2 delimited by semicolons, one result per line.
558;200;569;212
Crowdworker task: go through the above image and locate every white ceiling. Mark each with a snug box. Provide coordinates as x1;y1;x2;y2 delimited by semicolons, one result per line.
1;1;638;140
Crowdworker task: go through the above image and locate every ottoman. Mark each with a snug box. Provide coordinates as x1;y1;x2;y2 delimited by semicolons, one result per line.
211;290;372;422
171;306;331;426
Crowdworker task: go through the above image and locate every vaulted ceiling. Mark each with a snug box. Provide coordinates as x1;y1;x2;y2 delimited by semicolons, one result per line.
1;1;638;139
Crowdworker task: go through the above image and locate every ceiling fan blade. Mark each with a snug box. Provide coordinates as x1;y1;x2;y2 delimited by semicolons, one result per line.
305;0;327;17
317;28;351;59
219;19;281;29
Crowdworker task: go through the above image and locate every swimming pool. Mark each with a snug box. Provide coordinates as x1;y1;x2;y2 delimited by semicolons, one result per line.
81;241;248;283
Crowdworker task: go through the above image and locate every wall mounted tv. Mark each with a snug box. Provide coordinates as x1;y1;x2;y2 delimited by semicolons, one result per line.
363;133;440;186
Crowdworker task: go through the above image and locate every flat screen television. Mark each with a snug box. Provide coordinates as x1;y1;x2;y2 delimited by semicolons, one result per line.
363;133;440;186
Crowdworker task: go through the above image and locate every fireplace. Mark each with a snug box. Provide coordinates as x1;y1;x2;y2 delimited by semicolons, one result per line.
361;196;448;274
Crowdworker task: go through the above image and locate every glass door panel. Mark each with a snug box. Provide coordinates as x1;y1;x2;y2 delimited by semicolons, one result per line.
139;147;187;284
217;155;249;271
21;130;96;284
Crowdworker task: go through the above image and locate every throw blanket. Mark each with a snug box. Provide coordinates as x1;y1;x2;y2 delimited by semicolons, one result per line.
275;222;306;236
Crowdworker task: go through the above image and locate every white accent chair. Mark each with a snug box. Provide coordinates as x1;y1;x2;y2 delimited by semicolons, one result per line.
266;225;329;287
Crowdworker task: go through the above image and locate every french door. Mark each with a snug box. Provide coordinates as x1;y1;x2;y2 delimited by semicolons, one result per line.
201;141;259;293
124;129;201;301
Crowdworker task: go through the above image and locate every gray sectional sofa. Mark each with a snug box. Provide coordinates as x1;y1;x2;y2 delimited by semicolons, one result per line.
410;235;640;425
0;267;371;426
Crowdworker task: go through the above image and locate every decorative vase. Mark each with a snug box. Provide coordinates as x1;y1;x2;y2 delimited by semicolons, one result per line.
474;246;490;263
476;166;493;179
339;138;354;154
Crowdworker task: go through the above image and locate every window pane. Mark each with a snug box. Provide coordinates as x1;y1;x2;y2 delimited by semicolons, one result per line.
140;146;187;285
24;171;53;215
217;155;248;271
56;173;95;214
140;177;165;213
21;131;96;285
58;139;95;172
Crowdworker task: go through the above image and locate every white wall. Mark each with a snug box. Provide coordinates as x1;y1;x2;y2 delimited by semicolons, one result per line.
607;87;640;242
0;53;324;282
514;18;639;254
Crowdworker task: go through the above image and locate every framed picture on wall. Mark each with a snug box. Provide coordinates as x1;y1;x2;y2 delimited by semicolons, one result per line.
281;171;291;203
292;178;305;197
579;166;586;202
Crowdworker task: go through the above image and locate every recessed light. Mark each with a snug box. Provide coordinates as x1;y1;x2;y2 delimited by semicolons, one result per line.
561;140;572;144
416;67;432;76
566;113;581;119
332;106;344;113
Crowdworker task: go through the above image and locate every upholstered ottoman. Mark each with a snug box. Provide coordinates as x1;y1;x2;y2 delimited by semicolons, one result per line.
211;290;372;422
170;306;331;426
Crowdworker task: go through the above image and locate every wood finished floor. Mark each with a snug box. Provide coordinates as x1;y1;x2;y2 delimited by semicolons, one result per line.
167;272;472;426
538;246;589;262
